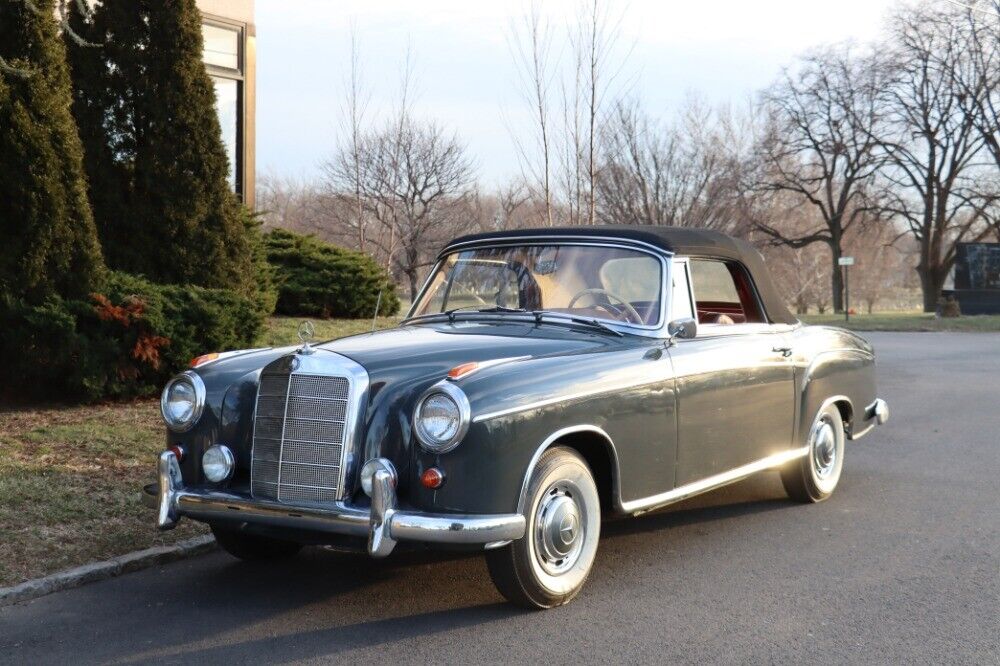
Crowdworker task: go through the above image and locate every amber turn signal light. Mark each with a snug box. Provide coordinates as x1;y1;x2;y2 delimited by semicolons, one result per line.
421;467;445;489
189;353;219;368
447;362;479;380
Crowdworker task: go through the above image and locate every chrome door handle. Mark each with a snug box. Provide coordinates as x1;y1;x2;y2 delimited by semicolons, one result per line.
772;346;793;358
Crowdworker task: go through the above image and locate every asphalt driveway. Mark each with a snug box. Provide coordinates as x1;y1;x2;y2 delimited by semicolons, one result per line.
1;332;998;664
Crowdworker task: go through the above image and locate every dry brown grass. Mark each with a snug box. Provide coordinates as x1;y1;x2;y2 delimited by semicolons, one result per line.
0;401;208;587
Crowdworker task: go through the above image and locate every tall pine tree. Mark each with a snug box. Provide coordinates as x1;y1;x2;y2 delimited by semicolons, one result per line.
66;0;256;294
0;0;105;303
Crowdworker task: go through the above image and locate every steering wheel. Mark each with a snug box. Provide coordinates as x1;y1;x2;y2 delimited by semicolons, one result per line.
567;288;644;325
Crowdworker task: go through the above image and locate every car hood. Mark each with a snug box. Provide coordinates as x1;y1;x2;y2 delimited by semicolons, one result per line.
316;320;618;384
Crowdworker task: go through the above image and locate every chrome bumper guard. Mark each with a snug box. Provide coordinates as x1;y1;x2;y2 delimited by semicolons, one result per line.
144;452;525;558
866;398;890;426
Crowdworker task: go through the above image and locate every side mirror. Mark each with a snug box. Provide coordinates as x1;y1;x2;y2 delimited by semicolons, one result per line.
667;317;698;341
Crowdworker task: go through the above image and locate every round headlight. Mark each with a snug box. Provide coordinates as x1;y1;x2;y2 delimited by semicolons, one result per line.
202;444;235;483
160;371;205;432
413;383;471;453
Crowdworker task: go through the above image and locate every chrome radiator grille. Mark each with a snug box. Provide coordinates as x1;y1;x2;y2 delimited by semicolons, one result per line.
251;372;351;502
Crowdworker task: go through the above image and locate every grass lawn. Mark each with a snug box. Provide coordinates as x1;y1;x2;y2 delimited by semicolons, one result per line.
0;315;404;588
800;312;1000;332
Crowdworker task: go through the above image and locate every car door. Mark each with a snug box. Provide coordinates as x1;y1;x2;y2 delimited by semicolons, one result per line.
668;257;796;487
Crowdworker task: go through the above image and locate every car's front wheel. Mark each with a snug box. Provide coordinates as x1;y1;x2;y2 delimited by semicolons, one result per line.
781;402;846;503
486;447;601;609
211;524;303;561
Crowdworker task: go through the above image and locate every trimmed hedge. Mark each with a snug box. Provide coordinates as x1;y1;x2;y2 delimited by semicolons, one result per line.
265;229;400;319
0;272;263;402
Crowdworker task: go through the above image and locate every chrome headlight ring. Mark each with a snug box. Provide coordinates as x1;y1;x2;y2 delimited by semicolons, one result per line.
160;371;206;432
412;381;471;454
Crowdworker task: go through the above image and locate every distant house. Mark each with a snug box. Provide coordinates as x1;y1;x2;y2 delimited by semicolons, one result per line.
943;243;1000;315
197;0;255;207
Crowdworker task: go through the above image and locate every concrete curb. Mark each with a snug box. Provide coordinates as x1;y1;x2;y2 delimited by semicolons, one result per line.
0;535;216;608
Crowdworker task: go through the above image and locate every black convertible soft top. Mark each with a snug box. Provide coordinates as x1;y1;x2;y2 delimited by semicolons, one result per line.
443;225;798;326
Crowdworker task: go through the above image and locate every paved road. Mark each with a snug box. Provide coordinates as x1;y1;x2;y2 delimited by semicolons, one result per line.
2;333;998;664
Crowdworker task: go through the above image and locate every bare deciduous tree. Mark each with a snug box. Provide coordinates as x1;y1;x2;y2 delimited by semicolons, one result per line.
348;117;476;300
508;1;554;226
753;45;887;313
874;2;1000;311
597;97;744;232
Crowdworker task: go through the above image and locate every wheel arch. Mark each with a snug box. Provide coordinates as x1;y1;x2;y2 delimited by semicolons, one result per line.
799;347;874;441
516;425;621;516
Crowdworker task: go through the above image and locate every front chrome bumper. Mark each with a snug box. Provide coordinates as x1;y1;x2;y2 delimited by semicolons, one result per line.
143;451;525;558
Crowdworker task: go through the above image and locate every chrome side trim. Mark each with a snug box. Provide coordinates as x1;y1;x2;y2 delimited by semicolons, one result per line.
620;446;809;515
474;379;666;423
516;425;619;515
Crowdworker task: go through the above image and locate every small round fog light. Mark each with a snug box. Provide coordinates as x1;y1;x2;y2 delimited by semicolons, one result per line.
202;444;235;483
360;458;396;497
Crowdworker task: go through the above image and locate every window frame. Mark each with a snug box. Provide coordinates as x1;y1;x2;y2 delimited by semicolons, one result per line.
202;14;246;200
681;256;775;337
405;241;670;337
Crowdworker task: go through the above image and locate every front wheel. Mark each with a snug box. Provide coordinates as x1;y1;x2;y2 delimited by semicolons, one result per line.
486;447;601;609
781;403;846;503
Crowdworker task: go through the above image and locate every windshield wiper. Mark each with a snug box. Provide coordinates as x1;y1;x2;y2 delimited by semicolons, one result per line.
444;305;526;322
532;312;624;337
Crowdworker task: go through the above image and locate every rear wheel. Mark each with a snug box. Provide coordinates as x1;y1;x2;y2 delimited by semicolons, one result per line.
486;447;601;609
781;403;846;503
211;524;303;561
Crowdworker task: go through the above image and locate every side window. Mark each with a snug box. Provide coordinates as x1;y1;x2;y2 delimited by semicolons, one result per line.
670;260;694;321
689;259;765;326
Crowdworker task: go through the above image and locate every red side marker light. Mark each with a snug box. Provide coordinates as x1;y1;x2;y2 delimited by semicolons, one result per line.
421;467;445;489
447;362;479;380
169;445;186;462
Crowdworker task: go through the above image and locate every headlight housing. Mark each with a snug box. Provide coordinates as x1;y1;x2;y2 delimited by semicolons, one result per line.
160;371;206;432
202;444;235;483
413;382;471;453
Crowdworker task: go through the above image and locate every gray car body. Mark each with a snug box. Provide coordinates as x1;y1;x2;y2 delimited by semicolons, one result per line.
162;230;879;541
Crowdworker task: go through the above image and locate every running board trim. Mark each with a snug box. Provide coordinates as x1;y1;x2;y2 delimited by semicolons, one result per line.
621;446;809;515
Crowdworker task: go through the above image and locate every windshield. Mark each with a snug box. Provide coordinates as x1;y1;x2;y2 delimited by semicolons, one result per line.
409;244;663;327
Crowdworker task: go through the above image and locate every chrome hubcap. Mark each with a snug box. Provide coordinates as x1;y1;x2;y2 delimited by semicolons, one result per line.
811;419;837;479
534;485;584;575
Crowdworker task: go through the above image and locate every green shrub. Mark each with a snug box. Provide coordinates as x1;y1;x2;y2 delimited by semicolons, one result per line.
66;0;258;297
0;272;264;402
265;229;400;319
0;0;105;304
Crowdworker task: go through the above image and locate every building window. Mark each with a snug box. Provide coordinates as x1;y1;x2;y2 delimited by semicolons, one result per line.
203;24;240;69
202;20;244;198
212;76;239;190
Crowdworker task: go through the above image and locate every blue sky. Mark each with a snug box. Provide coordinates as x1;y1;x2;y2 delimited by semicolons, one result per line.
255;0;903;186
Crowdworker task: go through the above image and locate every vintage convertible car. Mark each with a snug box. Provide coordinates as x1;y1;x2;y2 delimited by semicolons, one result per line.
144;226;888;608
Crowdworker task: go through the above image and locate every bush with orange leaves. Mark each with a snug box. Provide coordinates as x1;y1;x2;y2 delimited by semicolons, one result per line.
0;272;263;402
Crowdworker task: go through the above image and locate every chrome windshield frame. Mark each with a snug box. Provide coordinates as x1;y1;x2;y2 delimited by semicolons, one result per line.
403;238;674;339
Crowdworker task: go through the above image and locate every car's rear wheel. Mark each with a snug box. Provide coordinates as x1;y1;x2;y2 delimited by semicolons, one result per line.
211;524;303;561
781;402;846;503
486;447;601;609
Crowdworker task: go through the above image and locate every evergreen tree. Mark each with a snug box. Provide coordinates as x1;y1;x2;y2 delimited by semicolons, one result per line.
66;0;256;294
0;0;105;303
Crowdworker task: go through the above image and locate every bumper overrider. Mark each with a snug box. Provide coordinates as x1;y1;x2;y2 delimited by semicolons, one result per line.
142;451;526;557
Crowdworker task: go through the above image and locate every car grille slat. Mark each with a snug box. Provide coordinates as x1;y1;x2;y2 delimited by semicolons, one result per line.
251;373;352;503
